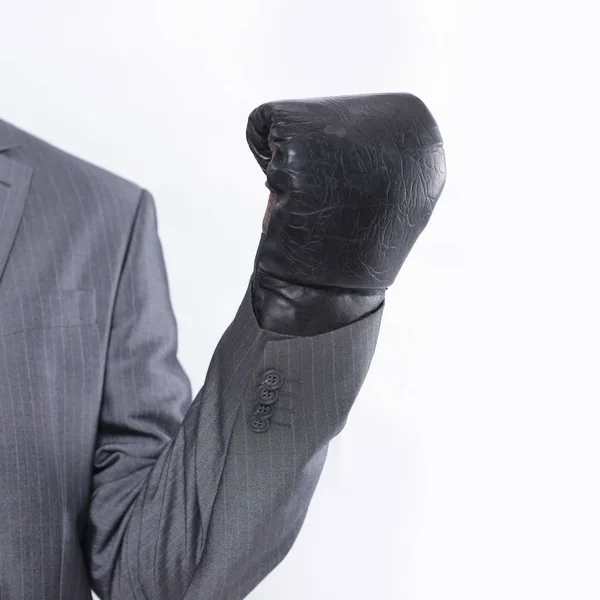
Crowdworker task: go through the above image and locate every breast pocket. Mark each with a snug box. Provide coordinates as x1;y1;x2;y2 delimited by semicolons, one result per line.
0;289;97;337
0;289;101;410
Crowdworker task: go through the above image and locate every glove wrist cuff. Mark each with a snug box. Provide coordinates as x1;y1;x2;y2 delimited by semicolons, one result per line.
252;270;385;336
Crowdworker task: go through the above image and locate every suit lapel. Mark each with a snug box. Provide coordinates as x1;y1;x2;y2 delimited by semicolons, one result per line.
0;153;33;288
0;119;21;152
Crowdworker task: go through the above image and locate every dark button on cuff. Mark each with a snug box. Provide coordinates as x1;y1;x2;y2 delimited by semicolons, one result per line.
253;402;274;418
261;370;284;390
248;415;270;433
257;386;279;405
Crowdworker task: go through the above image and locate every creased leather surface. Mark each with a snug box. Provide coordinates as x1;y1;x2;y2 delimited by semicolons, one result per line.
246;93;446;335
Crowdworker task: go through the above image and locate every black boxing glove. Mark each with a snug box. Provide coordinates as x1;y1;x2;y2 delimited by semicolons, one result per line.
246;93;446;336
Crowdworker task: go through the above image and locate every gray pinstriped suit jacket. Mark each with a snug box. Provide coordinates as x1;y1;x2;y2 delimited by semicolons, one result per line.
0;118;384;600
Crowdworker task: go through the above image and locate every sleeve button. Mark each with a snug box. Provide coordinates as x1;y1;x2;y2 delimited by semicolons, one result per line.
261;370;284;390
248;415;270;433
257;386;279;405
253;402;274;418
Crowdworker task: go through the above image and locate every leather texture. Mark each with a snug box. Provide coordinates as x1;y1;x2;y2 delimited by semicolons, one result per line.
247;93;446;336
0;117;383;600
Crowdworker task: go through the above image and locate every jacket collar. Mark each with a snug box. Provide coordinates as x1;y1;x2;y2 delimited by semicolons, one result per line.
0;119;21;152
0;119;31;289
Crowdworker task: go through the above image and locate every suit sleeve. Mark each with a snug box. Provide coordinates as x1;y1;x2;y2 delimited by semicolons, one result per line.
84;190;385;600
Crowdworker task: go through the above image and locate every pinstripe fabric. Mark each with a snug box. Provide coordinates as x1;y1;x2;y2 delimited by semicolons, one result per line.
0;119;384;600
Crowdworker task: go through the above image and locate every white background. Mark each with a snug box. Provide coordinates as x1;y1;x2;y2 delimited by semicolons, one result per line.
1;1;599;598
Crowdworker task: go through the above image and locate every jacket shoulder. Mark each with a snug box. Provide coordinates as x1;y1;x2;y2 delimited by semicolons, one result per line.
2;118;143;207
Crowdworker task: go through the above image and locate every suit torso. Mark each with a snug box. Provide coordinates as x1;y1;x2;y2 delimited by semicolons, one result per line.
0;118;141;598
